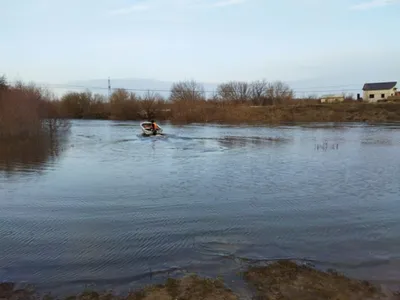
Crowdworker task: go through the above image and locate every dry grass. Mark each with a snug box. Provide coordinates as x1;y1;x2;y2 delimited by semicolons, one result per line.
0;276;238;300
243;260;398;300
39;98;400;124
2;262;400;300
125;276;238;300
166;102;400;124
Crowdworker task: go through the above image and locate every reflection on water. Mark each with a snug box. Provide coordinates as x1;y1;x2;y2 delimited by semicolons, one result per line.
216;136;287;149
361;137;393;145
1;120;400;295
314;142;339;151
0;134;69;176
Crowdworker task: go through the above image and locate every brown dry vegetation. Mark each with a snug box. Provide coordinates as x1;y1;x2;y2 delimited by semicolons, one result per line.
1;261;399;300
0;76;70;172
0;275;239;300
3;76;400;125
168;102;400;124
0;76;70;140
0;83;42;139
48;79;400;124
244;260;399;300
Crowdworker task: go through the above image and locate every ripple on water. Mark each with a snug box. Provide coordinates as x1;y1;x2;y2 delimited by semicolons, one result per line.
1;121;400;294
0;135;69;180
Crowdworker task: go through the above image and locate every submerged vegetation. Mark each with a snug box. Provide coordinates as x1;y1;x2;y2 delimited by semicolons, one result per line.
0;261;398;300
0;75;70;140
0;76;70;173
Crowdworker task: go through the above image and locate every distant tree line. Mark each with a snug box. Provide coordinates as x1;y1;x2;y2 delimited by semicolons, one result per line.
4;74;381;127
47;79;295;120
168;79;294;104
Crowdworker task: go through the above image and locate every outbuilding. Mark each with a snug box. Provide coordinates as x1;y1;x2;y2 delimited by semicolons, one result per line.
321;95;345;103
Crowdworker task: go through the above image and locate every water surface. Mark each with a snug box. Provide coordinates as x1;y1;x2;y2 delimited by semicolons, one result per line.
1;120;400;294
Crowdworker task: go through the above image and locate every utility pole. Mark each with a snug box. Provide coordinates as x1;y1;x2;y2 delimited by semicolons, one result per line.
108;77;111;99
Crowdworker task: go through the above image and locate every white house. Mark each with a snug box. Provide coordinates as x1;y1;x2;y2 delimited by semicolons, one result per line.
362;81;397;103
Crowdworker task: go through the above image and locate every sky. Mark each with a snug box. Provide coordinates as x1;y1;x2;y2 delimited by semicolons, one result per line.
1;0;400;95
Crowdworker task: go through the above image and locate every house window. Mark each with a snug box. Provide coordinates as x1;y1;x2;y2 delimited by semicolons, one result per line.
381;94;385;98
369;94;374;99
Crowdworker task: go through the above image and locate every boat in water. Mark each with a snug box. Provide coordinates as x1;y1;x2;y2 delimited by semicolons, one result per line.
140;121;163;136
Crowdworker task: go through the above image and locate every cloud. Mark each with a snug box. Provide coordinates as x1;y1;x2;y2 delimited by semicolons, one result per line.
350;0;399;10
109;4;150;15
211;0;246;7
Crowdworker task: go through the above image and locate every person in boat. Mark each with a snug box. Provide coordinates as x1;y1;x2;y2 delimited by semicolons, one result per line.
150;120;159;133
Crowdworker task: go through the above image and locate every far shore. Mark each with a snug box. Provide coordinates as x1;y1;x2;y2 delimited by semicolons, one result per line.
55;102;400;126
36;102;400;125
1;260;399;300
2;78;400;141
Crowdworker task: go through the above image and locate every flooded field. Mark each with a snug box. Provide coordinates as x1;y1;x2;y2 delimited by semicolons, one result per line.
1;120;400;296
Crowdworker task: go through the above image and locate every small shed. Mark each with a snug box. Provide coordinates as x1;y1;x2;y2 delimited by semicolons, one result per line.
321;95;345;103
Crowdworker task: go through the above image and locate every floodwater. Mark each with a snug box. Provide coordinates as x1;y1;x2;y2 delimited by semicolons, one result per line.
1;120;400;295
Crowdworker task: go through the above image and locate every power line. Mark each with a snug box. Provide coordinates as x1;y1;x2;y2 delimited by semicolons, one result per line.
295;88;360;93
29;81;364;95
291;83;363;90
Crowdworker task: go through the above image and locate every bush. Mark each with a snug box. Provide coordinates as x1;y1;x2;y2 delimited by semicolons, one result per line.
0;78;70;140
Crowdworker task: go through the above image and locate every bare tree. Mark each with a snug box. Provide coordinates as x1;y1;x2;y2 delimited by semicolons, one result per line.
0;75;8;105
13;80;43;102
0;75;8;91
265;81;294;105
216;81;251;103
59;90;93;118
140;90;164;119
249;80;268;105
110;88;131;103
170;80;205;102
92;93;107;103
109;89;140;120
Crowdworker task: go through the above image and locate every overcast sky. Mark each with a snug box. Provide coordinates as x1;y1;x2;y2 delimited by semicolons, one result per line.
1;0;399;90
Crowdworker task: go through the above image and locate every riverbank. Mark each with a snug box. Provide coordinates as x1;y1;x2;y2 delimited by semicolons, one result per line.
43;101;400;124
166;102;400;124
1;261;399;300
2;79;400;136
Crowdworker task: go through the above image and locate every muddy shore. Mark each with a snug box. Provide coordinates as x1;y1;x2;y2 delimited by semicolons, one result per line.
1;260;399;300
